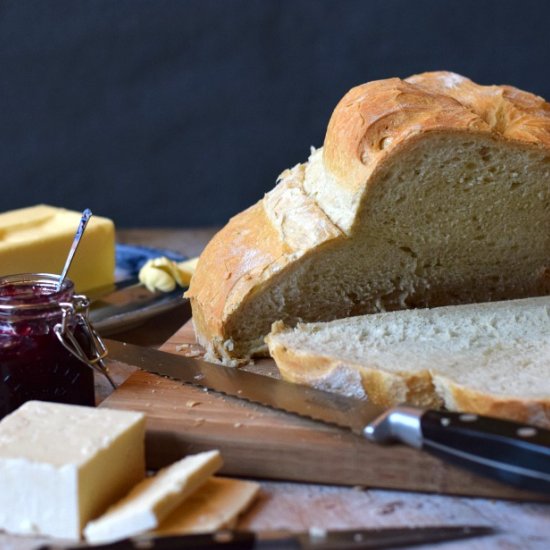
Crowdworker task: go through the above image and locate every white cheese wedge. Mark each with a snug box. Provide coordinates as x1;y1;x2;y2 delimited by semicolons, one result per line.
0;204;115;292
155;477;260;534
84;450;223;543
0;401;145;540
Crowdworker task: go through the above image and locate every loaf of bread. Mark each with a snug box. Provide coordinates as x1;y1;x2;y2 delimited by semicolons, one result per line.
187;71;550;365
266;297;550;428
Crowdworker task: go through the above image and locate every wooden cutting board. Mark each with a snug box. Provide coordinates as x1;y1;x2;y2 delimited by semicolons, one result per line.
101;319;548;501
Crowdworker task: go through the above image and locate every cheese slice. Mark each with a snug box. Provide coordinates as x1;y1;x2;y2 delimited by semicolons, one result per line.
0;401;145;540
0;204;115;292
84;450;222;543
154;477;260;534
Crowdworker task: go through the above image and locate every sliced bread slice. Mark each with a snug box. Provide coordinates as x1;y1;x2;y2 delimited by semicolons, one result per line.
265;297;550;427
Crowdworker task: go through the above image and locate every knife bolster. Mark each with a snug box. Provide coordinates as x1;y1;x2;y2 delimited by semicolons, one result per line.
364;406;424;448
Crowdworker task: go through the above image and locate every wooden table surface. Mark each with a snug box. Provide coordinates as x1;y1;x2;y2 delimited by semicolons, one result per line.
3;228;550;550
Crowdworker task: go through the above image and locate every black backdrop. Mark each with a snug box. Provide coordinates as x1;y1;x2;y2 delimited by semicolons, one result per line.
2;0;550;226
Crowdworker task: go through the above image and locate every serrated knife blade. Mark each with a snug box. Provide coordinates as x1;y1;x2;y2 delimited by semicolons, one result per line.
105;338;381;435
104;339;550;494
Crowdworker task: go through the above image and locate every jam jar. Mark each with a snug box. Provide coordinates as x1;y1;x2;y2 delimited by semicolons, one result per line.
0;273;114;419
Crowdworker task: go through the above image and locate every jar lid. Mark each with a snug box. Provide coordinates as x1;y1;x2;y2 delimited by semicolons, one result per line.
0;273;74;312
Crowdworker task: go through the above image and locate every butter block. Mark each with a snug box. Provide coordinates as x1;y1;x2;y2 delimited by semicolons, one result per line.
0;401;145;540
0;204;115;292
155;477;260;535
84;450;222;543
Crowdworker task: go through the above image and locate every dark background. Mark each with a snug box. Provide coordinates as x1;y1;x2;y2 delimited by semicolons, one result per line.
2;0;550;227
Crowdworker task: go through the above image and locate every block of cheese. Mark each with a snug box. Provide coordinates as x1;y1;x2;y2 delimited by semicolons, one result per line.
155;477;260;535
84;450;223;543
0;401;146;540
0;204;115;292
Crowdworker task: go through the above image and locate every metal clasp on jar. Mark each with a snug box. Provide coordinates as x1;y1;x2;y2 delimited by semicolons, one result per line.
54;295;116;389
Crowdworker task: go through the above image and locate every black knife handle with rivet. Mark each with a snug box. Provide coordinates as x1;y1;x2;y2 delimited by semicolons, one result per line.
365;406;550;492
39;532;256;550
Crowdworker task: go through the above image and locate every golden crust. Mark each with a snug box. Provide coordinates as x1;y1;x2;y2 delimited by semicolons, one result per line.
187;165;342;361
187;201;285;356
188;71;550;363
323;76;488;193
440;379;550;429
406;71;550;147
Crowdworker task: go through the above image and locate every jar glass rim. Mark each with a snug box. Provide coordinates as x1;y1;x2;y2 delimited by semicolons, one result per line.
0;273;74;312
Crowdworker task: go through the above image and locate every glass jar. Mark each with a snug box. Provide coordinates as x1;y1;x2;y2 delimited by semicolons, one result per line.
0;273;114;419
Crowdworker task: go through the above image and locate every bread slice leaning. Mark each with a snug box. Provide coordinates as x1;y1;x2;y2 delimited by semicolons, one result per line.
187;71;550;365
266;297;550;428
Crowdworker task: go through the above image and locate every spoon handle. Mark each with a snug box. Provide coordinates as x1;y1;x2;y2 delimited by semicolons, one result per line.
57;208;93;291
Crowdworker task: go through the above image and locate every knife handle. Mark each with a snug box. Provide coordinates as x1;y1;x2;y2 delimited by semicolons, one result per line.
365;406;550;493
39;531;257;550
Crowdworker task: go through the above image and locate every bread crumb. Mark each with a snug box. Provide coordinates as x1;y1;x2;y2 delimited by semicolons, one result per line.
378;501;404;515
223;339;235;351
186;400;200;408
175;343;204;358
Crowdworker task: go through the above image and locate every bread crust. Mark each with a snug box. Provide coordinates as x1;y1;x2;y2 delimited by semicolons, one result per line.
323;76;487;194
187;164;343;362
187;71;550;364
436;377;550;428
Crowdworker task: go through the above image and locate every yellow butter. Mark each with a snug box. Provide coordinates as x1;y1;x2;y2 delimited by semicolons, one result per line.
139;256;198;292
0;204;115;292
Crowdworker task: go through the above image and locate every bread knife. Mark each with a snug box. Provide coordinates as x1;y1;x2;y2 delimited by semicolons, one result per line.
105;339;550;493
39;525;495;549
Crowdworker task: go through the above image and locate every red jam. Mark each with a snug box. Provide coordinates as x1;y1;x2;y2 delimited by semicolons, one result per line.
0;274;95;419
